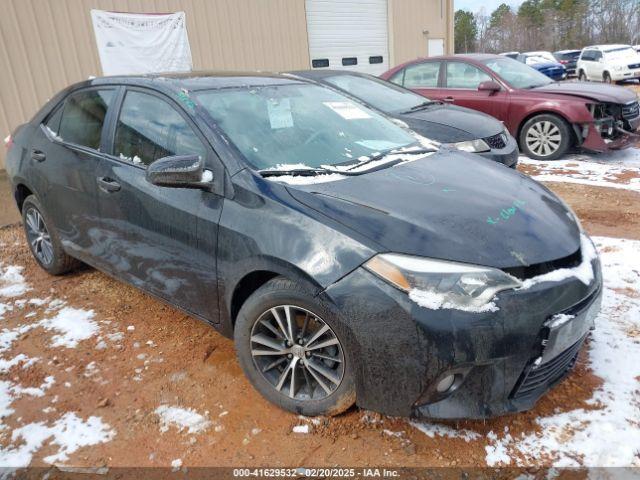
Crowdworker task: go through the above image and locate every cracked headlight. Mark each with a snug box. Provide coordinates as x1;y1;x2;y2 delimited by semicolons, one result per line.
364;254;522;309
447;138;491;153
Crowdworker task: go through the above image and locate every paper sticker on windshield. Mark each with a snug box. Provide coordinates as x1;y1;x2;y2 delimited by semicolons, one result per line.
267;98;294;129
323;102;371;120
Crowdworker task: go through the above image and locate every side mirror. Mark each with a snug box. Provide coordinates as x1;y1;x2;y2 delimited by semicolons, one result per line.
478;81;501;93
146;155;213;190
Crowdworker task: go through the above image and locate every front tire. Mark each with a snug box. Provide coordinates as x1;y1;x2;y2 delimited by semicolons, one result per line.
21;195;80;275
603;72;612;84
234;277;356;416
578;70;587;81
519;114;572;160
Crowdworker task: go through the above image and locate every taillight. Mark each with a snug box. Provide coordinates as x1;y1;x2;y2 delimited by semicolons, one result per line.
560;60;568;64
3;134;13;150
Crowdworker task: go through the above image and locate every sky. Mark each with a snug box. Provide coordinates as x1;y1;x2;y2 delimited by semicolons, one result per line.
455;0;523;14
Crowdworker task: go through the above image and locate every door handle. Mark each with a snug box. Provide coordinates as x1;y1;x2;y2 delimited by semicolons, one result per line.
443;97;455;103
97;177;121;193
31;149;46;162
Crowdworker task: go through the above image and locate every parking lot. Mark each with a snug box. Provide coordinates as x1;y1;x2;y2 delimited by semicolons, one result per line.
1;88;639;469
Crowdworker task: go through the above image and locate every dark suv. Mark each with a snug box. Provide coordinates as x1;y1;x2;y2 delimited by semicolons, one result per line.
553;49;581;77
5;73;602;419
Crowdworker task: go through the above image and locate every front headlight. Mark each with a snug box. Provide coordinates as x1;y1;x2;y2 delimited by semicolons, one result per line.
364;254;521;311
447;138;491;153
613;65;624;72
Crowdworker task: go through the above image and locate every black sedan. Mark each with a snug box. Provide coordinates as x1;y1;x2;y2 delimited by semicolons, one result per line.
6;72;601;419
290;70;519;168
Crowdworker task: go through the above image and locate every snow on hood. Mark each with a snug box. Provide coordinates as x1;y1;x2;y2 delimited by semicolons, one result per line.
520;234;597;290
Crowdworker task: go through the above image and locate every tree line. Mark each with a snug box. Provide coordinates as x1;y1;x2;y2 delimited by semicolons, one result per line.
455;0;640;54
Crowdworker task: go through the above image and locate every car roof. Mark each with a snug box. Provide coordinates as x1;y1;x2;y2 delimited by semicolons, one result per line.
584;44;633;51
288;69;370;80
76;71;307;95
415;53;502;62
554;49;581;54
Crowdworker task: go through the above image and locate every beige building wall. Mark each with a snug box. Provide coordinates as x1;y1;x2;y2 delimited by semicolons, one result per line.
388;0;454;66
0;0;453;170
0;0;311;169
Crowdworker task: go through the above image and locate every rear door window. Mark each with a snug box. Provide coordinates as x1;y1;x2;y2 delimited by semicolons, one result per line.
55;89;115;150
113;90;207;167
403;62;441;88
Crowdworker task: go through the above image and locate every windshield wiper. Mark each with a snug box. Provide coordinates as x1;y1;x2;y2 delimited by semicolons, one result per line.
405;101;439;113
258;167;332;177
345;147;435;172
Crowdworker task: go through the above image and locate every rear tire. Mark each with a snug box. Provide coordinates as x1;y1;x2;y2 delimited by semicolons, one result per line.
21;195;81;275
234;276;356;416
519;114;572;161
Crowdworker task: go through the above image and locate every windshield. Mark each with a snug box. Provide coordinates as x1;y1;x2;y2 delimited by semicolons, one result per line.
195;83;416;170
482;57;553;89
604;47;636;61
323;74;429;113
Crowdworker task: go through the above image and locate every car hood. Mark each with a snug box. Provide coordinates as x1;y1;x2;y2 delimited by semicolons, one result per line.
531;61;563;70
394;104;503;143
533;82;638;103
286;152;580;270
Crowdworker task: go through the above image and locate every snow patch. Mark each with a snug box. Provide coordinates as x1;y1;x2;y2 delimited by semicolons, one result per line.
155;405;211;434
292;424;310;434
410;421;480;443
0;413;115;467
519;149;640;192
38;307;98;348
0;265;30;298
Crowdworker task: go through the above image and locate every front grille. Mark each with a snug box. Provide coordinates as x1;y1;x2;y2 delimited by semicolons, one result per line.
622;101;640;120
484;133;507;149
503;248;582;281
511;335;585;400
628;63;640;69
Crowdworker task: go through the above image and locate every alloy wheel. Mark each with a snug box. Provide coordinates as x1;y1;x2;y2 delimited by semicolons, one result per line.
250;305;345;400
24;207;54;265
525;121;562;157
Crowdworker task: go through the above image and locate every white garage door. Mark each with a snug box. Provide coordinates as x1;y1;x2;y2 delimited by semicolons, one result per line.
305;0;389;75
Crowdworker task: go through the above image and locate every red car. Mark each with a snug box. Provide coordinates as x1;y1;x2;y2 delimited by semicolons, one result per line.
381;54;640;160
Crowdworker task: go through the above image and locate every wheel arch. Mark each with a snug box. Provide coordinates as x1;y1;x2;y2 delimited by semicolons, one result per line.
219;257;327;338
14;183;35;213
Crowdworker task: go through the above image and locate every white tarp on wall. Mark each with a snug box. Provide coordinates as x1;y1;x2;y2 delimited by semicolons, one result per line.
91;10;193;76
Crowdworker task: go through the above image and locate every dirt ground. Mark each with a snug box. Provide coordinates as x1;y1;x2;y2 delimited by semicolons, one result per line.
0;177;637;471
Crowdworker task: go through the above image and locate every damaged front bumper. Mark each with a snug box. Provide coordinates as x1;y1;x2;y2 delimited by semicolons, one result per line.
322;254;603;419
579;102;640;152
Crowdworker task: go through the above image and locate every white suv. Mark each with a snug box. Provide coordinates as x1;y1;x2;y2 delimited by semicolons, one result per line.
577;45;640;83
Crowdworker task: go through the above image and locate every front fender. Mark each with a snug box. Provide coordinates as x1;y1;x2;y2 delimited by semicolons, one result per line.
215;170;378;336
